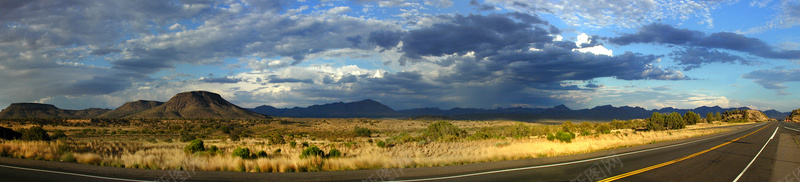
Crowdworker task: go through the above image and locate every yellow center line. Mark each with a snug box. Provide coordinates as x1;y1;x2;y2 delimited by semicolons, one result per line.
599;122;775;182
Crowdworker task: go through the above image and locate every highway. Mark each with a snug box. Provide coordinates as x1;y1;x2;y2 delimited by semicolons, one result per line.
0;121;798;182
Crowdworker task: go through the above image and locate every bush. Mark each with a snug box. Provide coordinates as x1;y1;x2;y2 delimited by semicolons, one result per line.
646;112;666;131
232;147;251;159
546;133;555;141
554;131;576;143
300;146;325;158
423;121;466;142
19;126;50;141
184;139;205;153
302;142;309;147
560;121;574;133
290;141;297;148
328;148;342;158
376;140;386;148
353;127;372;137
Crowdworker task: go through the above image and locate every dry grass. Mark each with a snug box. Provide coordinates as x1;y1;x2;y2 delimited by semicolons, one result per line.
0;119;743;172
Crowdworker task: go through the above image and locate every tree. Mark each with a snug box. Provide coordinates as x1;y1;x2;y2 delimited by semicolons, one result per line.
715;112;722;121
561;121;575;133
20;126;50;141
647;112;666;131
666;112;685;129
706;113;714;123
683;111;701;125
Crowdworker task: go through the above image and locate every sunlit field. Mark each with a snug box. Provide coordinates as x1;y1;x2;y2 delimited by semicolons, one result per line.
0;118;752;172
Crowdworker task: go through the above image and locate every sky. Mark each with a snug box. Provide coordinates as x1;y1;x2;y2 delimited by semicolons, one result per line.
1;0;800;112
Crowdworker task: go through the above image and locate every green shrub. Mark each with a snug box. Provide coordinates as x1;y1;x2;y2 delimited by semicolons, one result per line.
560;121;574;133
328;148;342;158
184;139;205;153
423;121;466;142
274;148;282;154
300;146;325;158
290;141;297;148
353;127;372;137
302;142;309;147
376;140;386;148
553;131;575;143
59;152;76;162
232;147;251;159
546;133;555;141
19;126;50;141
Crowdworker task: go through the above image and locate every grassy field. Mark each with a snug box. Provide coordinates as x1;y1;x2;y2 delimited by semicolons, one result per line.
0;118;752;172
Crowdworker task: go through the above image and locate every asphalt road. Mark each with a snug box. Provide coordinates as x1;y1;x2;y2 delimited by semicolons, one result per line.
0;121;798;182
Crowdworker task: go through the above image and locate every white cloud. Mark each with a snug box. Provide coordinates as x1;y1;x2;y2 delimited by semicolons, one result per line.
573;33;613;56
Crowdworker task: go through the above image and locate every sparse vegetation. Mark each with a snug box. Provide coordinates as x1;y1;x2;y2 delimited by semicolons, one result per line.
0;117;752;173
19;126;50;141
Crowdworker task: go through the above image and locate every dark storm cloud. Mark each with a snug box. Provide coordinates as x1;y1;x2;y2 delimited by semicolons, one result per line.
268;75;313;84
669;47;755;71
469;0;497;11
367;30;403;49
200;77;244;84
400;13;553;60
742;68;800;95
608;23;800;61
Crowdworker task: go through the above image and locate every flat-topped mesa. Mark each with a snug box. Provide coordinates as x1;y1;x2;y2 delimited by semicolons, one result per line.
128;91;268;119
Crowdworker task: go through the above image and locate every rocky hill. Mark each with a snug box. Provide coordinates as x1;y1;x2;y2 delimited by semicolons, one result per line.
128;91;267;119
0;103;110;119
722;109;770;122
97;100;164;118
787;109;800;122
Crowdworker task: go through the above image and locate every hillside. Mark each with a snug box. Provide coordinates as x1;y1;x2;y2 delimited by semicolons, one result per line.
723;109;770;122
128;91;267;119
0;103;110;119
787;109;800;122
97;100;164;118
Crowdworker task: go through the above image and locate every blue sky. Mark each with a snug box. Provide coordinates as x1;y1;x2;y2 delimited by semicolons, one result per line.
1;0;799;112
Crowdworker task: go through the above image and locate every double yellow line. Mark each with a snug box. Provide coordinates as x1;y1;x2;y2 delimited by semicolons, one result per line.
599;122;775;182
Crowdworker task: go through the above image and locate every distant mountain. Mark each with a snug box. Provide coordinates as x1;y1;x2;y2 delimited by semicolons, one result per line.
97;100;164;118
250;99;403;118
0;103;110;119
762;109;789;119
128;91;267;119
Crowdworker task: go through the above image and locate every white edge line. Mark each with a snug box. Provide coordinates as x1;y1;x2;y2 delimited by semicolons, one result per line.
0;163;152;182
732;126;779;182
393;122;770;182
784;126;800;132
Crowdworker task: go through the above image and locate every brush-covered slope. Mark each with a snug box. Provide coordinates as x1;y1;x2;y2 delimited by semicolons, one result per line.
0;103;110;119
128;91;267;119
97;100;164;118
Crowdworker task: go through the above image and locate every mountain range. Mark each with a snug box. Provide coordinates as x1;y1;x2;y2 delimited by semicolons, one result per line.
249;100;792;122
0;92;792;121
0;91;267;119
